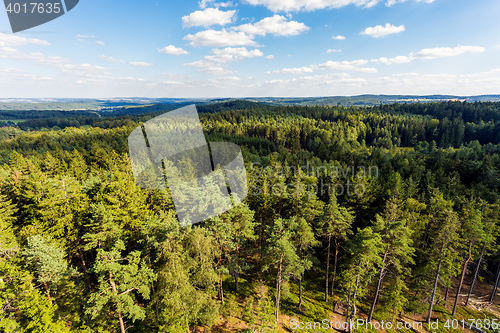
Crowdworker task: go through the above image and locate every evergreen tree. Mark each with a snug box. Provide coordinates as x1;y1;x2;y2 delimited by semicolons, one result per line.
319;194;354;302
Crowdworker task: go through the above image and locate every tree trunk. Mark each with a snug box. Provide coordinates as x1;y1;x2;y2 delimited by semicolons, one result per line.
235;272;239;293
110;272;126;333
453;255;471;317
466;245;485;306
78;251;91;291
275;257;282;322
444;287;449;304
368;247;389;322
275;262;282;322
325;235;331;303
427;258;442;324
298;274;303;309
331;240;338;296
490;262;500;304
43;281;52;304
349;275;360;333
218;274;224;305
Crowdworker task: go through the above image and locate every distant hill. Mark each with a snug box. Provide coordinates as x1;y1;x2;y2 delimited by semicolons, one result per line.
1;94;500;111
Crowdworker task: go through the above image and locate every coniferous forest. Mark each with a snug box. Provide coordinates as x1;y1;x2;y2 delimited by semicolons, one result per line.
2;100;500;332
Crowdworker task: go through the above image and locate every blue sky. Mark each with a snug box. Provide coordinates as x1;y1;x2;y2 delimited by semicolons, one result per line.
1;0;499;98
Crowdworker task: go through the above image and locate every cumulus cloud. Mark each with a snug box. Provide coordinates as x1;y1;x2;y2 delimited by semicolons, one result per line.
360;23;405;38
243;0;434;12
184;29;257;47
243;0;382;12
205;47;264;62
0;32;50;47
235;15;309;37
413;45;485;59
199;0;233;9
182;8;236;28
327;49;342;53
199;66;235;75
332;35;346;40
266;55;275;59
130;62;154;67
0;47;106;77
372;55;412;64
268;67;314;74
312;60;377;72
372;45;485;64
98;55;126;63
183;59;235;75
158;45;189;55
386;0;436;6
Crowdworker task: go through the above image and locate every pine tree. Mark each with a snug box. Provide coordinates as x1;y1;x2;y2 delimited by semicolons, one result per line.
319;194;354;302
367;198;414;322
263;217;301;322
340;227;383;332
425;190;460;324
23;235;74;304
86;240;156;333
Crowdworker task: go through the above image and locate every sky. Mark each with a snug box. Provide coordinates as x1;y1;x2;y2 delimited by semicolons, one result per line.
1;0;500;98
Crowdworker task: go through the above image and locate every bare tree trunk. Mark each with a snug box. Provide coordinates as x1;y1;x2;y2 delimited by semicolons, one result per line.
218;274;224;305
298;274;303;309
453;253;471;317
490;262;500;304
110;273;126;333
444;287;449;304
275;257;282;322
466;245;485;306
331;240;338;296
368;248;389;322
427;258;442;324
325;235;331;303
43;281;52;304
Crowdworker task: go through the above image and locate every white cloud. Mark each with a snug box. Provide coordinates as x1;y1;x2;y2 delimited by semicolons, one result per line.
332;35;345;40
312;60;377;72
75;34;97;38
163;73;191;80
372;45;486;64
0;47;107;77
243;0;434;11
199;0;233;9
183;58;235;75
182;8;237;28
200;66;235;75
96;41;106;46
387;0;436;6
184;60;213;68
327;49;341;53
98;55;126;63
130;62;154;67
158;45;189;55
372;55;412;64
235;15;309;37
270;67;314;74
185;29;257;47
0;32;50;47
413;45;485;59
205;47;264;62
266;55;275;59
360;23;405;38
243;0;382;12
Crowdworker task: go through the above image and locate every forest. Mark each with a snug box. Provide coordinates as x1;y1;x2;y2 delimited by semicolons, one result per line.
1;100;500;333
